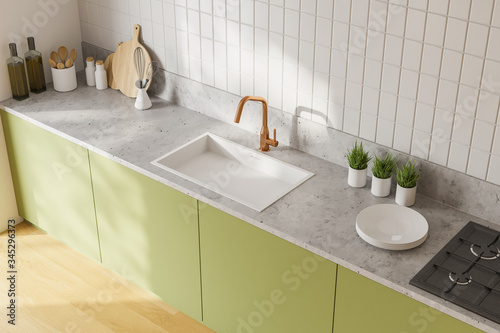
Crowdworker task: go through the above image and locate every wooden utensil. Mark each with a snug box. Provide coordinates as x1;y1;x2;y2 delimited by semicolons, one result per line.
58;46;68;63
69;48;77;62
104;53;118;89
65;58;73;68
50;51;58;64
57;62;65;69
48;58;57;68
112;24;151;97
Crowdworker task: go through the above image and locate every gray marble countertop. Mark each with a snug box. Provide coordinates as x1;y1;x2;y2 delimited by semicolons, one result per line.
1;75;499;332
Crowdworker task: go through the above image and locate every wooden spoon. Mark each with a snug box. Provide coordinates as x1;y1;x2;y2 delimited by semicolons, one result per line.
50;51;58;64
57;62;65;69
69;48;77;62
65;58;73;68
58;46;68;63
48;58;57;68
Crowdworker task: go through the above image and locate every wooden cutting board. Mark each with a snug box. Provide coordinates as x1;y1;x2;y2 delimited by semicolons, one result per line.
112;25;151;98
104;53;117;89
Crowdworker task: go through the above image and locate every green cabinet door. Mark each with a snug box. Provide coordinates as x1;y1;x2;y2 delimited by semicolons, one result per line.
334;266;485;333
1;111;100;262
199;204;337;333
89;151;202;321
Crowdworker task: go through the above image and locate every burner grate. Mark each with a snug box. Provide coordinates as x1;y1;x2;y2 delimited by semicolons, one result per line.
410;221;500;325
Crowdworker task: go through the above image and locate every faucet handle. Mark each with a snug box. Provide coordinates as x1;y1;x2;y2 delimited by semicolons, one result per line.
273;128;276;141
269;128;279;147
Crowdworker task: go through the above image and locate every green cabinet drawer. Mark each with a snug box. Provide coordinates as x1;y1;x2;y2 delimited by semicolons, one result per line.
199;204;337;332
89;151;202;321
1;110;100;262
334;266;484;333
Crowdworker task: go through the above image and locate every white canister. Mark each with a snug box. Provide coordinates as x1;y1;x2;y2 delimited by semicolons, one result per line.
95;60;108;90
85;57;96;86
347;166;367;188
134;79;152;110
371;176;392;197
51;66;77;92
395;184;417;206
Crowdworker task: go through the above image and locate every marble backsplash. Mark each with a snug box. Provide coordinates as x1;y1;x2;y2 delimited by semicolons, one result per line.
82;41;500;225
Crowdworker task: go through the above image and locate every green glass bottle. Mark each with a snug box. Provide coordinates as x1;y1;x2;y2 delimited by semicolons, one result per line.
6;43;29;101
25;37;46;93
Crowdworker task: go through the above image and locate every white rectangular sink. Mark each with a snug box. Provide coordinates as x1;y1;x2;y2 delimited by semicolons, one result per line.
152;133;313;212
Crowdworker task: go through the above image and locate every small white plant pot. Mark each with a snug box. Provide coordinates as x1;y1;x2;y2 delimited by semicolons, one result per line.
135;79;152;110
348;167;367;188
371;176;392;197
395;184;417;206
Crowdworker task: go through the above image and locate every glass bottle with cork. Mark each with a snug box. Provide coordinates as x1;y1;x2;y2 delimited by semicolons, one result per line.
24;37;46;93
6;43;29;101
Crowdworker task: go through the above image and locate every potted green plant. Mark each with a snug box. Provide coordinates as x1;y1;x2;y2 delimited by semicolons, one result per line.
345;141;372;188
371;153;397;197
395;159;420;206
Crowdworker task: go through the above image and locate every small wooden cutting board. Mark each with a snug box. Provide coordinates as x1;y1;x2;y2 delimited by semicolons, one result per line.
112;25;151;98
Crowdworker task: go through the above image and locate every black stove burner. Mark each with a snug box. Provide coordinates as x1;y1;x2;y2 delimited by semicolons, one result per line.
410;221;500;325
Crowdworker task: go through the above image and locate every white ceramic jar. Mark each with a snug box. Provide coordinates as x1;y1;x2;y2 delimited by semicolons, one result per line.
95;60;108;90
85;57;96;86
371;176;392;197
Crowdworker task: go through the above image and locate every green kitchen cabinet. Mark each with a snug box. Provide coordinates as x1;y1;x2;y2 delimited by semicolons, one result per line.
88;151;202;321
334;266;484;333
1;110;100;262
199;204;337;333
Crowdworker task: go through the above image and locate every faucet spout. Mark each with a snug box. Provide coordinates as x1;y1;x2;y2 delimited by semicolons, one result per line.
234;96;278;152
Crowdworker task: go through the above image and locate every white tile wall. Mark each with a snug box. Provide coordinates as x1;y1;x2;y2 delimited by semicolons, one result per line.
78;0;500;186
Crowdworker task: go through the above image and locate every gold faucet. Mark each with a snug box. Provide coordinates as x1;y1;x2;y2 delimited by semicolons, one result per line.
235;96;279;152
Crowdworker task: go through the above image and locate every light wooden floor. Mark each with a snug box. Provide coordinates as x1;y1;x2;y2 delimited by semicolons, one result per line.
0;222;215;333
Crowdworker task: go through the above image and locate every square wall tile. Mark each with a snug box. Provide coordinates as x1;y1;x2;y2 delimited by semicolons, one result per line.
381;64;401;95
300;13;316;43
418;74;438;105
384;35;404;66
440;50;462;82
347;54;364;84
283;62;298;89
269;57;283;84
487;28;500;61
313;72;329;100
316;17;332;47
328;102;344;130
487;155;500;185
396;97;416;126
444;18;467;52
456;85;478;117
425;14;446;46
351;0;369;28
436;80;458;111
433;107;454;141
402;40;422;72
329;76;346;105
331;49;348;78
314;45;331;74
492;127;500;155
255;2;269;30
317;0;334;19
448;141;470;172
467;148;490;179
359;113;377;141
378;91;398;120
364;59;382;88
421;44;442;76
399;69;419;99
451;114;474;145
283;87;298;115
386;4;406;37
344;81;362;109
270;5;284;34
301;0;316;15
299;41;314;69
428;0;449;15
470;0;493;25
412;129;431;159
449;0;471;20
465;23;489;58
476;91;500;123
460;55;484;88
298;66;313;94
472;120;495;151
349;26;367;56
393;123;413;154
361;86;379;115
343;107;361;135
376;118;395;147
334;0;351;23
414;103;435;133
285;9;300;38
405;9;426;42
429;138;450;166
365;30;385;61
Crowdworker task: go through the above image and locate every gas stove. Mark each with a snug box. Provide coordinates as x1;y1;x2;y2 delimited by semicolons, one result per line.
410;221;500;324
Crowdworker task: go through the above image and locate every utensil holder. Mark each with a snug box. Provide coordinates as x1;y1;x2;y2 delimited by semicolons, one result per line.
135;79;152;110
51;66;77;92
